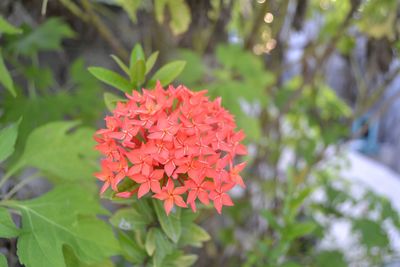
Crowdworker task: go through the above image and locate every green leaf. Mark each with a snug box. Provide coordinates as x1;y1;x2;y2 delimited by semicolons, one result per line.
153;199;182;243
130;44;145;68
152;228;173;267
177;49;203;85
315;250;347;267
104;92;124;112
167;0;191;35
130;59;145;88
0;16;22;35
109;207;151;232
163;251;197;267
145;51;159;74
148;60;186;87
116;230;147;264
13;121;97;181
11;18;75;56
0;49;16;97
0;119;20;163
178;224;210;247
352;218;389;249
0;207;19;238
145;228;156;256
261;210;280;231
7;185;119;267
88;67;132;93
110;55;130;76
0;254;7;267
116;0;141;23
63;246;115;267
285;221;316;241
154;0;168;23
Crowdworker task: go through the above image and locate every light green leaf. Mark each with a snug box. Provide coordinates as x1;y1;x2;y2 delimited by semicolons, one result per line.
163;251;197;267
116;0;141;23
145;51;159;74
152;228;173;267
110;55;130;76
178;224;210;247
0;49;16;97
7;185;119;267
11;18;75;56
130;44;145;68
148;60;186;87
0;119;20;163
0;254;7;267
145;228;156;256
109;207;151;232
104;92;124;112
0;16;22;35
168;0;191;35
88;67;132;93
63;246;115;267
0;207;19;238
154;0;168;23
130;59;145;88
152;199;182;243
13;121;97;181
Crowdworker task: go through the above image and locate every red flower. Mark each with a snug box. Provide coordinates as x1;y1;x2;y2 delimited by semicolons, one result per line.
94;82;247;215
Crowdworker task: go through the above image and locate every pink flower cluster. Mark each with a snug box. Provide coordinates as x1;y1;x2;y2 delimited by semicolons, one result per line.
94;82;247;215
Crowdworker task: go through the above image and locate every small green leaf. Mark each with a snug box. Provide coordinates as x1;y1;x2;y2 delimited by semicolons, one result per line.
116;0;141;23
153;199;182;243
0;119;20;162
154;0;168;23
163;251;197;267
0;16;22;35
104;92;124;112
261;210;280;231
148;60;186;87
0;207;19;238
0;254;7;267
286;221;316;241
130;44;145;68
88;67;132;93
179;224;210;247
145;51;159;74
109;207;151;231
145;228;156;256
130;59;145;88
352;219;389;249
110;55;130;76
0;49;16;97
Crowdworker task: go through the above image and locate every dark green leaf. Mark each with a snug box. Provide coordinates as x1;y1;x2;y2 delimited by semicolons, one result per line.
0;207;19;238
315;250;347;267
285;221;316;241
88;67;132;93
352;219;389;249
152;228;173;267
0;49;16;97
0;119;20;163
117;230;147;264
148;60;186;87
153;199;182;243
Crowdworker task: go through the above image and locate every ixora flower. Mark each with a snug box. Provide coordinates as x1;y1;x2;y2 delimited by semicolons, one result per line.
94;82;247;215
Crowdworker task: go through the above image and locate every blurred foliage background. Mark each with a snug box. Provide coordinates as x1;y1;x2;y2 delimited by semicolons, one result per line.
1;0;400;266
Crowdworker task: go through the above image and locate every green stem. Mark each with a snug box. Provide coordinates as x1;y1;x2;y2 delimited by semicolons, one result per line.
0;163;23;190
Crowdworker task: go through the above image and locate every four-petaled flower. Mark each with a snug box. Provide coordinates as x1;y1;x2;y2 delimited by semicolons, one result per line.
94;82;247;215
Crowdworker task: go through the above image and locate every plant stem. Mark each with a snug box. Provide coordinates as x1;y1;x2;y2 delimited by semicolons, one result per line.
3;173;42;200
